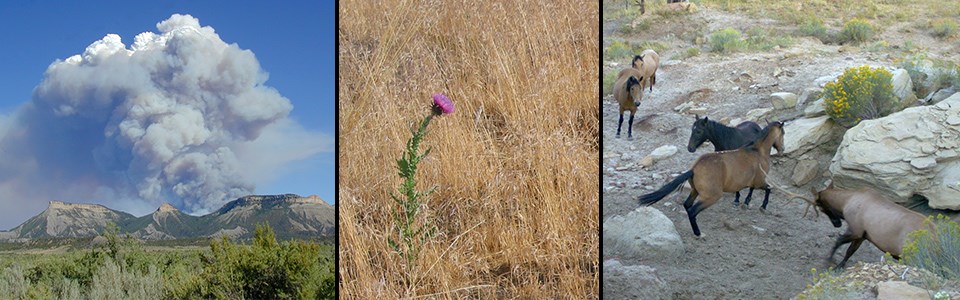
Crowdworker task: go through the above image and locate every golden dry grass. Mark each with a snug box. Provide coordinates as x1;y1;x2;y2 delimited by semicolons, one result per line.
338;0;599;298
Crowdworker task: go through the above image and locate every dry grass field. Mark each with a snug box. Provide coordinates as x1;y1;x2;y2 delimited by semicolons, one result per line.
338;0;599;298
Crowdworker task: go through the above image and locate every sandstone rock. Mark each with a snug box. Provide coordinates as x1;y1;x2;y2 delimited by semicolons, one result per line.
926;89;957;105
745;107;774;122
770;92;799;110
797;87;824;109
649;145;678;161
891;68;916;108
830;94;960;209
603;260;670;300
782;116;842;157
792;160;820;186
804;98;826;117
603;207;684;260
639;156;655;167
876;281;928;300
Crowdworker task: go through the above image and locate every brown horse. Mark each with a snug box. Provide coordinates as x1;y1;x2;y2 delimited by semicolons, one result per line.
614;68;644;138
811;184;932;268
639;121;784;236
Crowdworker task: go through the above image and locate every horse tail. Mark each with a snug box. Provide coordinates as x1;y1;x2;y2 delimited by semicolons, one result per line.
639;170;694;206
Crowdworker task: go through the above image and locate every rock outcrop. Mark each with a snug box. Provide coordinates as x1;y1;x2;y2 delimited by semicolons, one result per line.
603;207;683;260
830;93;960;209
782;116;844;157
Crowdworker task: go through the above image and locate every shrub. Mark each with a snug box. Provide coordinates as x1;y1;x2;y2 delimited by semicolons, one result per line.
930;18;958;39
798;16;829;41
795;267;863;300
840;18;874;44
823;65;897;128
902;215;960;281
604;40;634;60
199;223;335;299
710;28;744;53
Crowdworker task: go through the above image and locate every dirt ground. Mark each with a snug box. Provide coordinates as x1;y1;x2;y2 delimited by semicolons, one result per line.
602;4;960;299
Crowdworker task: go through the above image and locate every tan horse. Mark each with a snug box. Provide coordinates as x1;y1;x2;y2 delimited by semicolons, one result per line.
639;121;784;236
636;49;660;93
613;68;644;138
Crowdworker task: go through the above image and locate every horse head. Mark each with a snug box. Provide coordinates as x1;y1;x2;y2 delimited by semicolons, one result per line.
687;115;709;152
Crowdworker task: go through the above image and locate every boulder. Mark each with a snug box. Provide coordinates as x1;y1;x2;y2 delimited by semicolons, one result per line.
782;116;843;157
890;69;917;108
927;89;957;105
770;92;799;110
830;93;960;209
876;281;929;300
603;260;670;299
745;107;774;122
797;87;824;109
803;98;826;117
792;160;820;186
603;207;684;260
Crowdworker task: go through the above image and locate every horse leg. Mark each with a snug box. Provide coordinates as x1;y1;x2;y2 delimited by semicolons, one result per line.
682;190;703;236
649;74;656;93
616;112;623;138
743;188;755;206
760;187;772;210
733;190;741;206
837;239;864;269
627;111;635;139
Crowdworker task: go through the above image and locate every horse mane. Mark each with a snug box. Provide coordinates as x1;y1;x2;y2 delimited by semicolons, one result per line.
745;121;783;151
632;55;644;68
704;118;740;145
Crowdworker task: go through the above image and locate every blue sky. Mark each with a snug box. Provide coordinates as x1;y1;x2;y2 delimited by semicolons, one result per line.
0;1;335;207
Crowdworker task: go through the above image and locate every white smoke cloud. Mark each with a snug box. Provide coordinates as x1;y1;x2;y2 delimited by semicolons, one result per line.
0;14;328;228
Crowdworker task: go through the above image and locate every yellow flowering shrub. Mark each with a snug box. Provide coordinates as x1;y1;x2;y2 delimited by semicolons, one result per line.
823;65;896;128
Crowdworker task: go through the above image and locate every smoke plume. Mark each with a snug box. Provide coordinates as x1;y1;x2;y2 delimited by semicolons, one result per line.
0;14;329;228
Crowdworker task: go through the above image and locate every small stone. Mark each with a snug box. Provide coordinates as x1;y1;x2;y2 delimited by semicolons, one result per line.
639;156;655;167
651;173;664;180
751;225;766;233
733;86;740;91
649;145;678;161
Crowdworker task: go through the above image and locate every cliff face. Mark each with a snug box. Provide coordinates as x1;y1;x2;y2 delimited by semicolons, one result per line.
0;195;334;241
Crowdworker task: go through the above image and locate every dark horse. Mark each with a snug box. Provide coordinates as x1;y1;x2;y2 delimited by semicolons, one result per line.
687;115;765;206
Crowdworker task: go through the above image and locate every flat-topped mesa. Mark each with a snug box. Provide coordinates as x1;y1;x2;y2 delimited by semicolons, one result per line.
233;194;323;205
47;200;112;212
157;202;179;213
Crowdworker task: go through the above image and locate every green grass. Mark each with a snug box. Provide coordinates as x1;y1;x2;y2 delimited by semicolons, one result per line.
930;18;958;39
797;15;830;42
709;28;794;54
604;40;668;62
795;267;863;300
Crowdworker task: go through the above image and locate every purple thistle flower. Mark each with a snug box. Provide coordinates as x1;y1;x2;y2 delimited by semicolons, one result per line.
432;93;455;115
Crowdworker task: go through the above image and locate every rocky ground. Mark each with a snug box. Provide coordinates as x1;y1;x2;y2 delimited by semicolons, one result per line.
602;3;960;299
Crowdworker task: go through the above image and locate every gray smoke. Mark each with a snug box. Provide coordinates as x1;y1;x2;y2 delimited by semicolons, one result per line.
0;14;328;228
